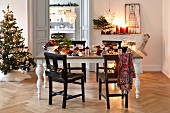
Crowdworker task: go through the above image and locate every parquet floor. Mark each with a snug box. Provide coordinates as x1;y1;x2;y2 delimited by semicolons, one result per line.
0;71;170;113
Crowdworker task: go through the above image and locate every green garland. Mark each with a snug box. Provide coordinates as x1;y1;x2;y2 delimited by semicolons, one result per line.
93;16;115;30
50;2;79;7
53;37;73;47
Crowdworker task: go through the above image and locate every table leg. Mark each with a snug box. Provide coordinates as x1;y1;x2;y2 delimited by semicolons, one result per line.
133;59;142;99
43;63;47;88
35;64;44;99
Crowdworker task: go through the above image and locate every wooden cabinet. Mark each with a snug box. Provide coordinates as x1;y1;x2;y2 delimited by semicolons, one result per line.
49;6;75;40
28;0;92;56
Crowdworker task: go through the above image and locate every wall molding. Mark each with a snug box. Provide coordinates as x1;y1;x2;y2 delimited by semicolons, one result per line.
162;65;170;78
162;69;170;78
143;65;162;72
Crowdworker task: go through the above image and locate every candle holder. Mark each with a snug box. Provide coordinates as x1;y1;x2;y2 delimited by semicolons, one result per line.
127;41;136;51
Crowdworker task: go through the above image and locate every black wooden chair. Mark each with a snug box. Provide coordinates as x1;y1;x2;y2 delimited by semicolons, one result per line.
98;54;128;109
44;52;85;108
96;41;122;82
68;41;87;82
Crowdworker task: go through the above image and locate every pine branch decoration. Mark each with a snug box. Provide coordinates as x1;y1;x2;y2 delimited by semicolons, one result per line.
93;16;114;30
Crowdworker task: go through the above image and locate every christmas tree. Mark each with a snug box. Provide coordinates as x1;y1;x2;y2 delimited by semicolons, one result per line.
0;5;36;75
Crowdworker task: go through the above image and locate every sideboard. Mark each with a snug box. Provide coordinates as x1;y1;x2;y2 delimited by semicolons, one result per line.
94;34;144;51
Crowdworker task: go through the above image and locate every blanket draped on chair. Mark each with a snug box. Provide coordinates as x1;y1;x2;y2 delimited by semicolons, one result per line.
117;53;135;91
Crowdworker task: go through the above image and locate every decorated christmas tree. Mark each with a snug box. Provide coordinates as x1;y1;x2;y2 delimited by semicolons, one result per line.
0;5;36;75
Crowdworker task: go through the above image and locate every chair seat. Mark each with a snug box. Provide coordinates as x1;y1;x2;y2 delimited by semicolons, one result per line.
98;72;117;82
68;62;86;82
67;73;84;82
46;71;84;82
68;67;83;70
96;63;114;82
98;67;104;69
98;67;113;69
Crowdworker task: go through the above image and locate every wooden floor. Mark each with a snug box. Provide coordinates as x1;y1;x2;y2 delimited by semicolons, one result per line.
0;71;170;113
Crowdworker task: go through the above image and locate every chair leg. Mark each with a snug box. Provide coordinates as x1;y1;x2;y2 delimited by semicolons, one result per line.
125;91;128;108
122;90;124;99
105;81;110;109
96;63;99;82
81;78;85;102
68;63;71;72
82;63;86;82
62;83;68;109
99;78;102;100
49;78;52;105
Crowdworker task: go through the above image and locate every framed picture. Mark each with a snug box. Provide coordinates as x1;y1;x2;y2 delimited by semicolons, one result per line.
125;3;141;34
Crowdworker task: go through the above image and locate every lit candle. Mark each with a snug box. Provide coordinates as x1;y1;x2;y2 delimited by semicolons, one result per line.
60;51;66;54
116;25;119;33
122;27;125;34
120;27;123;34
126;27;128;34
26;61;29;64
79;51;83;56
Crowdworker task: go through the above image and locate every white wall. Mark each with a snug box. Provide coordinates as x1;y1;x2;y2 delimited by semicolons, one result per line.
94;0;162;71
162;0;170;78
0;0;164;72
0;0;28;46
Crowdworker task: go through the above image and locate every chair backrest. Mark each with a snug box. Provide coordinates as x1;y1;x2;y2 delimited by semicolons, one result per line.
72;41;86;47
103;54;119;79
44;52;68;81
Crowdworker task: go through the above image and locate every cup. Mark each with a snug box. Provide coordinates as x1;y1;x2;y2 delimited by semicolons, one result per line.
114;49;118;53
85;49;90;56
122;46;128;53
